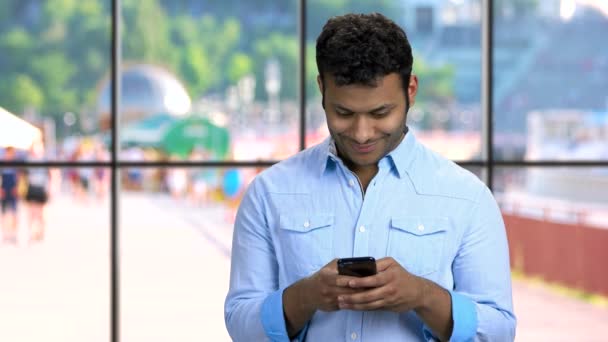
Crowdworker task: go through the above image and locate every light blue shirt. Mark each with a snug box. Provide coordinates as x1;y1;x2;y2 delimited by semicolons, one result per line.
225;131;516;341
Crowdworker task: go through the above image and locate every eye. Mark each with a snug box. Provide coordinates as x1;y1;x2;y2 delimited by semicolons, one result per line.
371;111;390;117
336;110;353;117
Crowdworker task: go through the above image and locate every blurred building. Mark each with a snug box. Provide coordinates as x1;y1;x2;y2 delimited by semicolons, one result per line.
96;64;192;129
0;106;42;150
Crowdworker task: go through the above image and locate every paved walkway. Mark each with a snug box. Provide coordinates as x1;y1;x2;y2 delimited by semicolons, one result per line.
0;192;607;341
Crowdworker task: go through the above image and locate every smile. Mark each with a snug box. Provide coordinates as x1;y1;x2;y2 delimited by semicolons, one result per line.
351;141;378;153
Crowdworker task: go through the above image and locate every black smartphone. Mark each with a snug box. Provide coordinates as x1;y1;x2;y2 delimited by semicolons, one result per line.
337;257;377;277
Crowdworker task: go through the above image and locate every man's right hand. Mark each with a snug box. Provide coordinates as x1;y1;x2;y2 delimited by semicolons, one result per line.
283;259;364;337
306;259;362;312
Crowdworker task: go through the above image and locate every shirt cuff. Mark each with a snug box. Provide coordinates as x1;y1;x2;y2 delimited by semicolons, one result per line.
422;291;477;342
261;288;309;342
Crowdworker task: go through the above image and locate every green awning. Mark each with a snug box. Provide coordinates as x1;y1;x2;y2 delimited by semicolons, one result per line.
161;116;230;159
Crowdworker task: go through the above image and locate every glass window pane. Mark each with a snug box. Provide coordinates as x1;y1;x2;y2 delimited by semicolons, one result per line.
120;166;260;341
306;1;483;161
495;166;608;338
0;167;110;341
494;166;608;288
462;165;485;184
118;1;298;161
493;2;608;161
0;1;111;162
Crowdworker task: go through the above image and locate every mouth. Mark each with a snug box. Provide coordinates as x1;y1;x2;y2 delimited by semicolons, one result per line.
350;141;378;154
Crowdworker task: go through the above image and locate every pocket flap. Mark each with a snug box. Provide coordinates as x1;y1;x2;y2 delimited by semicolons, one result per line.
280;214;334;232
390;217;449;236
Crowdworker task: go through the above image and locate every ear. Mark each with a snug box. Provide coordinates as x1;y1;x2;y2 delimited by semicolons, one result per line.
317;74;325;109
407;74;419;107
317;74;323;93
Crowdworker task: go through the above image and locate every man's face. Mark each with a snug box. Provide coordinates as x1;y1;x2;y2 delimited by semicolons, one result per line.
319;72;417;171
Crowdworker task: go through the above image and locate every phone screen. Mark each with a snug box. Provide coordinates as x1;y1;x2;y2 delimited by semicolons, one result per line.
337;257;377;277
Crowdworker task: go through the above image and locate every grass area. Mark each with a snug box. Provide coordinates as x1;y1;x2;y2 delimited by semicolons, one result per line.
512;270;608;308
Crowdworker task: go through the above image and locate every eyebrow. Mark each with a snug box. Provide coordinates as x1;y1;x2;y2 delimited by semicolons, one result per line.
333;103;396;114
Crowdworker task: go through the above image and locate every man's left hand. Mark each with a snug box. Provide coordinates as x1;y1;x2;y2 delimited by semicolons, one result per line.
336;257;426;313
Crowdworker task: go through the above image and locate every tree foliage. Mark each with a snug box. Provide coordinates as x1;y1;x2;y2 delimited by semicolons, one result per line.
0;0;454;133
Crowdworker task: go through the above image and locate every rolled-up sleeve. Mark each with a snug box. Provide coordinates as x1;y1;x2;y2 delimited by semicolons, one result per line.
449;186;517;341
260;288;309;341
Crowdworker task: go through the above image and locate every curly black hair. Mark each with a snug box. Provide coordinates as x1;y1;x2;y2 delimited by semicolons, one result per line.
316;13;413;109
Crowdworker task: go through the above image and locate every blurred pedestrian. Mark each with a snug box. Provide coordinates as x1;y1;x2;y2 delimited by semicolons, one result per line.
24;142;51;242
166;155;188;200
1;147;20;244
93;143;109;201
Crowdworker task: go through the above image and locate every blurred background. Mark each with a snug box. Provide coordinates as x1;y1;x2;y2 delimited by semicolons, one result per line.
0;0;607;341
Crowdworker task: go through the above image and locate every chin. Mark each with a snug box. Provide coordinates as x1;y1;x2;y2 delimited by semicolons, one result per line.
348;155;382;167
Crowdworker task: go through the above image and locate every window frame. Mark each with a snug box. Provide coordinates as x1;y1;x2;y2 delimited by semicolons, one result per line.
0;1;607;341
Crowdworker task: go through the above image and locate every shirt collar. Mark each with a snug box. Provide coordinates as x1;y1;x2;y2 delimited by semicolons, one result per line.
385;127;418;179
318;127;419;178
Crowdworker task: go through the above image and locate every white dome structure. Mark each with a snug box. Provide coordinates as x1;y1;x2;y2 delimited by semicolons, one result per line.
97;64;191;125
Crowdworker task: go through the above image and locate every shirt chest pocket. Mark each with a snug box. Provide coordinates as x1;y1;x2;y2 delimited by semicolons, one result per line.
387;217;448;277
278;214;334;277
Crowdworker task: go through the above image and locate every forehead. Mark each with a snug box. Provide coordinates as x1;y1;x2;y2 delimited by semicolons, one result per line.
324;73;405;109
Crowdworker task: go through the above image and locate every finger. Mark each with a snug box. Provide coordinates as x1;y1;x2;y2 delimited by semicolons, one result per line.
335;275;359;287
339;297;386;311
339;285;387;305
325;258;339;271
320;260;339;276
347;272;389;289
332;286;363;296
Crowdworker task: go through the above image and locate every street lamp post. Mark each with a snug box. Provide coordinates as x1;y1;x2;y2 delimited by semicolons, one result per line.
237;74;256;130
264;58;281;125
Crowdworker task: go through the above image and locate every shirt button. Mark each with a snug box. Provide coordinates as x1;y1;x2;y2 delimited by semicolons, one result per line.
303;220;310;228
417;224;425;232
351;332;358;340
348;179;355;187
359;225;366;233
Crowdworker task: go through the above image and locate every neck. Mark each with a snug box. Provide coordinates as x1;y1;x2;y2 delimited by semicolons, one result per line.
347;163;378;193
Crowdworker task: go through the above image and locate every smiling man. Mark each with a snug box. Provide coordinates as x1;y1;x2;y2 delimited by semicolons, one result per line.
225;13;516;342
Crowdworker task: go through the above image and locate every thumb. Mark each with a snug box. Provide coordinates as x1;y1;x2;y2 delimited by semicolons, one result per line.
376;257;396;272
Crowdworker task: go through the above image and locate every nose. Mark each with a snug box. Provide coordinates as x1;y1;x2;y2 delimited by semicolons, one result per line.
351;114;374;144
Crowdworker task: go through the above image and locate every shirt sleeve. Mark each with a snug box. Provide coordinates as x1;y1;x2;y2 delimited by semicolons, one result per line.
261;288;309;341
224;179;308;342
422;186;516;341
449;186;517;341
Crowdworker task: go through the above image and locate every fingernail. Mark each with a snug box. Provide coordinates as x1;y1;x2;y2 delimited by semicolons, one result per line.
338;296;344;302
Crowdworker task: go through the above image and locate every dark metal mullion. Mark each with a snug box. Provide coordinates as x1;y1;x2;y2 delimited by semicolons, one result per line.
0;161;281;168
3;160;608;168
482;0;494;190
110;0;121;341
298;0;307;151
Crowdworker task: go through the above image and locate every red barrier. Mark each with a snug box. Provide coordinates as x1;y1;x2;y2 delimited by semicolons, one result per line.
504;214;608;297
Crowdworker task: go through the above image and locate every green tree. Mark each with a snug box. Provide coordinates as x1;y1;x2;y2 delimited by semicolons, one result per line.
180;44;215;97
227;53;254;84
253;33;298;100
412;56;455;104
0;74;44;113
122;0;176;67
